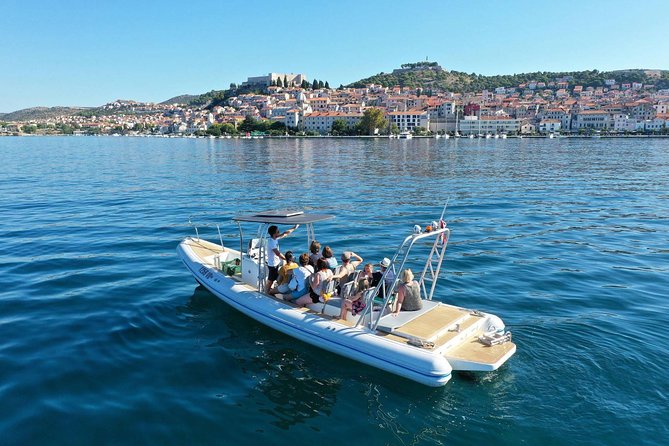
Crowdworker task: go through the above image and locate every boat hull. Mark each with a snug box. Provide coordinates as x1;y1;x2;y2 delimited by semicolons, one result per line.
177;238;453;386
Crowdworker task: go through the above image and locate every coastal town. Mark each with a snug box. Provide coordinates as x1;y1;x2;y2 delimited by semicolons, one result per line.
2;64;668;137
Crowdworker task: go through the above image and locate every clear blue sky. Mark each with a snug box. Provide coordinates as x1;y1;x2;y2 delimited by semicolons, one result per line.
2;0;668;112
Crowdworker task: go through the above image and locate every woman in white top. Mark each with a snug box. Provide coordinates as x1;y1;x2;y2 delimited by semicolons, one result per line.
285;253;314;302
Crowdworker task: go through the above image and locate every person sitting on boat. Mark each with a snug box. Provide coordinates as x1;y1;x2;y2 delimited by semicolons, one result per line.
285;253;314;302
340;277;370;321
294;258;333;307
359;263;374;282
269;251;298;296
265;224;299;294
372;257;395;298
333;251;363;291
393;269;423;315
308;240;322;268
322;246;338;271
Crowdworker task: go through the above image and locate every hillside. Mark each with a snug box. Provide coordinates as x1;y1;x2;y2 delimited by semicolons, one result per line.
160;94;201;105
348;64;669;92
0;106;90;122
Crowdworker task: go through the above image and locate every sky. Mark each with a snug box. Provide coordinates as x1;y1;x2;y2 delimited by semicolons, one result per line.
2;0;668;112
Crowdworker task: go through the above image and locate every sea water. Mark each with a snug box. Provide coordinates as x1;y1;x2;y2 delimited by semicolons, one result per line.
0;136;667;445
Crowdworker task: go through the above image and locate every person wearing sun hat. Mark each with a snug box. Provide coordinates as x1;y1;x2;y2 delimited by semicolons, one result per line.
372;257;396;298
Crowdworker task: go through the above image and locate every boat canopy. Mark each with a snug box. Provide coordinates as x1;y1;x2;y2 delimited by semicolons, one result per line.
233;210;335;225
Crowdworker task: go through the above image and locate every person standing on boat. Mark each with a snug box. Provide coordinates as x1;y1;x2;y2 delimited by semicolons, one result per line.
265;224;299;294
393;269;423;315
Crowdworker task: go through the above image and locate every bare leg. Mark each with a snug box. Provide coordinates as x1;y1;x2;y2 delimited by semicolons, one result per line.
294;294;313;307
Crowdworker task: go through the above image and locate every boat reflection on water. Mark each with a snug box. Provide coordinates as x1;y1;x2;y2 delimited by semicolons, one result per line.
182;285;341;429
250;348;341;429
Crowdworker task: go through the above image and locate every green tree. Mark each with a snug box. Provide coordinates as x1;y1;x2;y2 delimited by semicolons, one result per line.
301;80;309;89
318;80;324;89
331;119;348;135
284;75;288;87
238;116;257;133
338;84;344;90
22;124;37;134
357;108;387;135
206;124;222;137
324;81;330;89
221;123;237;134
270;121;286;131
312;79;318;90
229;83;237;90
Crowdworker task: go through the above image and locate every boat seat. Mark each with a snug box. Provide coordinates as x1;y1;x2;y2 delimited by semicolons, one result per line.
375;300;441;332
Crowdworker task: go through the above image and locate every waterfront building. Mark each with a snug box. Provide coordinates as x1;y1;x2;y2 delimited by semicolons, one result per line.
301;111;363;134
387;110;430;132
572;110;611;130
540;108;572;130
458;116;521;135
539;119;562;134
644;117;667;132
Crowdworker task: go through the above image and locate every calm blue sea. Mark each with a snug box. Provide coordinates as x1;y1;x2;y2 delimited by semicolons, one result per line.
1;136;667;445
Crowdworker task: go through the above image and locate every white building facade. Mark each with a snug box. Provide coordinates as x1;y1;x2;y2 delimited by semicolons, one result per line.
302;112;362;133
387;110;430;132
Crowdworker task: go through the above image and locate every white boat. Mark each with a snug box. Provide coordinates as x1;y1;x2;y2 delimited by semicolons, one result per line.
177;209;516;387
398;131;413;139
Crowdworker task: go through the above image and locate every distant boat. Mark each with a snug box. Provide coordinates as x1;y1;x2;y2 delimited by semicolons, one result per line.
501;134;507;139
548;133;555;139
443;134;450;139
398;131;413;139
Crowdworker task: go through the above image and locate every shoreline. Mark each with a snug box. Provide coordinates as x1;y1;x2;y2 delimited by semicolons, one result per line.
3;133;669;140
